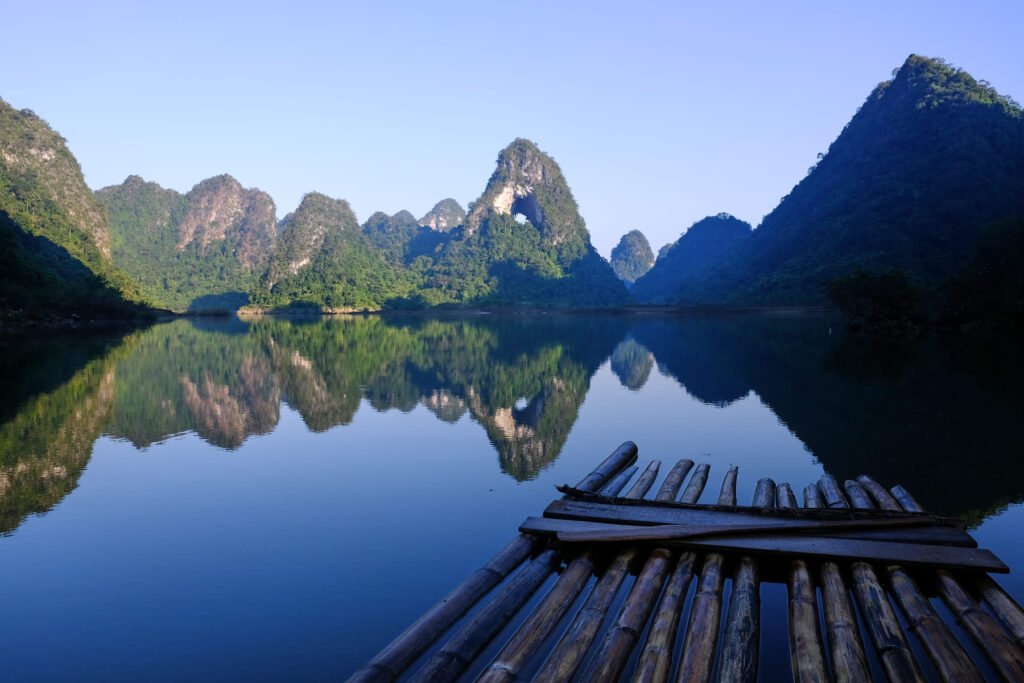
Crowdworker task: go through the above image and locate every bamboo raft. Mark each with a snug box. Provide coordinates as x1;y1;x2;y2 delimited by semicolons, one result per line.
349;442;1024;682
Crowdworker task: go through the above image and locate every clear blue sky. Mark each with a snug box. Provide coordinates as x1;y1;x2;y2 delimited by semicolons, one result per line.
4;1;1022;255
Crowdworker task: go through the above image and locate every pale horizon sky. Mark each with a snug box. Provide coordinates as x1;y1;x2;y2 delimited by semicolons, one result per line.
4;1;1022;256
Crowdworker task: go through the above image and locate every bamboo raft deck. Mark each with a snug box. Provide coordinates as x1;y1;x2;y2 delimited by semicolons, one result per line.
349;442;1024;682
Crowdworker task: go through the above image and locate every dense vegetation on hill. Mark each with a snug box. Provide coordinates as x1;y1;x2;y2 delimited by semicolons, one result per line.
609;229;655;285
98;174;276;311
0;100;150;320
632;214;752;304
637;55;1024;309
254;193;417;310
4;55;1022;322
253;139;628;309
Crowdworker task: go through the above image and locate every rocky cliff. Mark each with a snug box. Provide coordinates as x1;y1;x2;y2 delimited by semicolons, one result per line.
419;198;465;231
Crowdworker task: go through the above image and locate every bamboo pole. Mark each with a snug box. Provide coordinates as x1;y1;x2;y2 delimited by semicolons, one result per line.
677;474;762;683
581;547;674;682
625;460;665;499
890;485;923;513
534;458;693;682
891;486;1024;681
582;464;715;682
805;479;871;683
803;484;824;509
632;465;728;683
718;477;775;683
856;475;901;511
680;462;711;504
974;574;1024;650
777;482;798;509
604;465;641;497
777;482;828;683
475;462;662;683
849;480;981;682
820;563;871;683
675;553;725;683
348;441;637;683
408;549;562;682
534;549;637;682
838;477;925;683
718;466;738;506
818;474;849;509
843;480;873;510
633;552;697;683
656;459;695;501
789;559;827;683
934;571;1024;681
850;562;925;682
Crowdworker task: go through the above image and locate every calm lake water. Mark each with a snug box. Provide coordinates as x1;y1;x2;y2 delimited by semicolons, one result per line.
1;313;1022;681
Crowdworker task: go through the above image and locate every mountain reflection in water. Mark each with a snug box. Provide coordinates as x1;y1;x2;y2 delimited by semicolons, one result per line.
1;313;1022;535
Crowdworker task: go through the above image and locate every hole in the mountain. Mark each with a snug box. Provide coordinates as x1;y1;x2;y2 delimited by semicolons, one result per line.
511;195;542;227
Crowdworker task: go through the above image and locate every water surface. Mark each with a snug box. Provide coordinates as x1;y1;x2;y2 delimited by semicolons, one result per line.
1;313;1021;681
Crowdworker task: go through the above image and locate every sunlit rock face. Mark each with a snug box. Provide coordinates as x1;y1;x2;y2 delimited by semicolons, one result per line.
419;198;466;232
98;173;278;311
465;139;558;242
0;100;112;258
176;175;277;271
180;356;279;449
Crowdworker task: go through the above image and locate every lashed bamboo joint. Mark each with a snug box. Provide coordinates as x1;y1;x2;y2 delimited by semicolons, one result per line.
349;443;1023;682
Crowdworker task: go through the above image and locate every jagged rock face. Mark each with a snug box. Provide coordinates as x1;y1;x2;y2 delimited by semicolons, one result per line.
0;99;112;258
180;355;279;449
419;198;465;231
98;173;282;310
268;192;358;286
178;175;276;270
632;214;752;304
610;230;655;285
466;139;580;250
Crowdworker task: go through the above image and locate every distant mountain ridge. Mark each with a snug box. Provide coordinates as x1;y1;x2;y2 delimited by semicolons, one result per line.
4;54;1023;318
636;55;1024;306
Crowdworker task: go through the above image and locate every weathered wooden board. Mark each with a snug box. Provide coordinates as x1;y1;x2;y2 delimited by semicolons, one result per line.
542;500;974;546
520;517;1007;572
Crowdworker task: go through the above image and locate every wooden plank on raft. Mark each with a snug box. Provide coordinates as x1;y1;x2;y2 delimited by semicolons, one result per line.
541;500;974;546
519;517;1007;572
